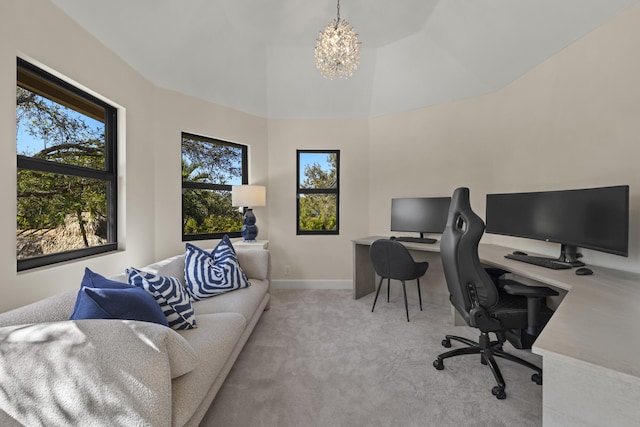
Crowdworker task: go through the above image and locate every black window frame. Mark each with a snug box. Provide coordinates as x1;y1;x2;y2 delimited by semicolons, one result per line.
296;149;340;235
16;58;118;271
181;132;248;241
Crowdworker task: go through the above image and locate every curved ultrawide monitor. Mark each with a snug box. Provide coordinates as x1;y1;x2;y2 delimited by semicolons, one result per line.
391;197;451;234
485;185;629;257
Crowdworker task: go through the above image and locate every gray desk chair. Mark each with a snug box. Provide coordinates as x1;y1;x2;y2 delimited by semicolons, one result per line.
369;239;429;322
433;187;558;399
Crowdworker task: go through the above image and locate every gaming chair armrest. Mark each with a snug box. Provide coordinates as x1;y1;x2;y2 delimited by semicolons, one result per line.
469;306;503;331
484;268;509;288
502;280;559;335
502;281;559;298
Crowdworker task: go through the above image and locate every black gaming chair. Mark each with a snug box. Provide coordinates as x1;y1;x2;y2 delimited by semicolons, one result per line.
433;187;558;399
370;239;429;322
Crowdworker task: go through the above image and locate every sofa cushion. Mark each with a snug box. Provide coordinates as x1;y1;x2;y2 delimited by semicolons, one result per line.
127;268;197;330
70;286;169;327
141;253;186;285
172;313;246;427
192;278;269;321
184;237;251;300
110;244;267;291
146;321;199;379
0;319;196;427
0;289;77;327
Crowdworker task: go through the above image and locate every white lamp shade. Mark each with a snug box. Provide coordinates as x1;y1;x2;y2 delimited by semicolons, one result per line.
232;185;266;207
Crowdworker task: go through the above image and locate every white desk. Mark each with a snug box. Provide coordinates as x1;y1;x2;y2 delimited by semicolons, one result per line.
352;236;441;299
353;236;640;426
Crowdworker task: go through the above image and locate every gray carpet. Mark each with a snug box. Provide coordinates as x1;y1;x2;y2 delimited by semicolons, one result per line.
201;288;542;427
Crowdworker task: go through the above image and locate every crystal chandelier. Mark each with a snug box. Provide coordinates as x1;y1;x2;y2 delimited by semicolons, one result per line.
314;0;361;79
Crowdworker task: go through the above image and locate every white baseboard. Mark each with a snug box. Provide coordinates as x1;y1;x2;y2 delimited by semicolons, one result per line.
271;279;352;290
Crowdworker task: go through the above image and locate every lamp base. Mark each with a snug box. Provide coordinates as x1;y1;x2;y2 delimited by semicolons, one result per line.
241;208;259;241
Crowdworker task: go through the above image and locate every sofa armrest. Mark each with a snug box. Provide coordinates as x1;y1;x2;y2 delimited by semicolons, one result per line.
0;319;196;427
235;249;270;281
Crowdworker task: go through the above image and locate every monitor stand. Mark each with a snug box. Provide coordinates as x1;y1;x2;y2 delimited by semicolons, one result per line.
531;244;585;267
557;244;586;267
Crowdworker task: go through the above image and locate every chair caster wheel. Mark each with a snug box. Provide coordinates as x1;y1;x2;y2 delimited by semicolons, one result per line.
492;386;506;400
532;373;542;385
433;359;444;370
441;339;451;348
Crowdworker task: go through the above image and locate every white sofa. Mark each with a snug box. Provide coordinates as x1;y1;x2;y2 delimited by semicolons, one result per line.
0;247;270;427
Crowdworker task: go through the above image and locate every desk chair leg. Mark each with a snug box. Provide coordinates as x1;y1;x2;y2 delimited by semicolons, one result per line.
493;350;542;377
372;277;384;312
442;335;479;348
402;281;409;322
484;351;506;398
416;278;423;311
387;278;391;303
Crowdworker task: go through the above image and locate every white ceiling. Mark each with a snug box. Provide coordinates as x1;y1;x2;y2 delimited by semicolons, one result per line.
51;0;639;119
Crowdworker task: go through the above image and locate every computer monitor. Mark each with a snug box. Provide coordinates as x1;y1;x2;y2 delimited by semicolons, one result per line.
485;185;629;263
390;197;451;239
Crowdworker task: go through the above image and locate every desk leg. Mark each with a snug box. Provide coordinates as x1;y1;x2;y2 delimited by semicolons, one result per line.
353;243;375;299
452;305;466;326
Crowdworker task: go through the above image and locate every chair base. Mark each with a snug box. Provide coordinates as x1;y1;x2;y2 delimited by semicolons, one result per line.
433;332;542;399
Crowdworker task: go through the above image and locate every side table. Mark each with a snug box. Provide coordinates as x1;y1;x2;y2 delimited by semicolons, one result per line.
234;240;269;249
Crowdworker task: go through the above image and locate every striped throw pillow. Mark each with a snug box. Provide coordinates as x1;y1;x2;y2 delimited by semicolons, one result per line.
127;268;197;330
184;236;251;300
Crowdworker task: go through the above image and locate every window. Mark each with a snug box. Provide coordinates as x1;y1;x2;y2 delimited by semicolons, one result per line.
16;59;118;271
296;150;340;235
181;133;248;240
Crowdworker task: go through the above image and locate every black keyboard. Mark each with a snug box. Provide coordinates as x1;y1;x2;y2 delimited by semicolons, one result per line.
504;254;571;270
394;236;437;244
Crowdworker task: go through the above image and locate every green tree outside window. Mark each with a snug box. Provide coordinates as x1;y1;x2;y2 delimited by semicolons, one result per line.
16;59;117;270
297;150;340;234
181;133;247;240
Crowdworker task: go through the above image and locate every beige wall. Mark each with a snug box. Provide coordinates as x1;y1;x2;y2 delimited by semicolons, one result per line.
0;0;268;311
370;2;640;272
152;88;268;261
267;119;370;280
369;94;498;237
490;4;640;271
2;0;639;311
1;0;155;310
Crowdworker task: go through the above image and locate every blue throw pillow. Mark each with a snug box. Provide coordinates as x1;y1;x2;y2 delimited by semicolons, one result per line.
81;267;131;289
70;286;169;327
127;268;197;330
184;235;251;300
72;268;132;316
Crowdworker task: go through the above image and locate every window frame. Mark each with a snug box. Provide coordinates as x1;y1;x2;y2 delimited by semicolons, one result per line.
16;58;118;271
181;132;248;241
296;149;340;235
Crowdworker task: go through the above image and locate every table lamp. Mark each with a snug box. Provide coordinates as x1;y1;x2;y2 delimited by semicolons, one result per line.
232;185;266;241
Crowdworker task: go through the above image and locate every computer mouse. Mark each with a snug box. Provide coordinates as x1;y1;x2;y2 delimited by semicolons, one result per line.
390;236;396;240
513;251;528;256
575;267;593;276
